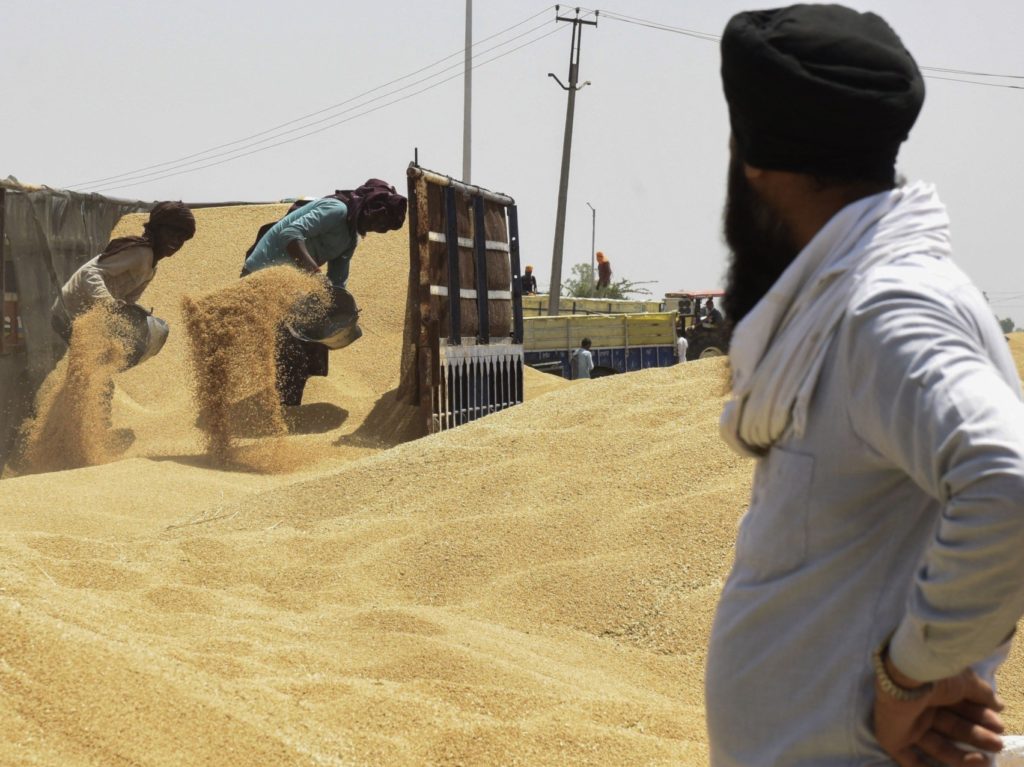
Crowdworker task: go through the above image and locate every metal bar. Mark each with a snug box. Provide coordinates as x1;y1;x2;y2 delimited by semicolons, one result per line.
429;285;511;300
428;231;509;252
408;164;514;206
435;356;443;432
473;195;489;344
407;172;425;412
0;187;5;355
444;186;462;344
459;356;468;426
508;205;524;344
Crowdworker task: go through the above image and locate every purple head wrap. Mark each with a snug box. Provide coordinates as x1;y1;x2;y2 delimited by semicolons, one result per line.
329;179;407;236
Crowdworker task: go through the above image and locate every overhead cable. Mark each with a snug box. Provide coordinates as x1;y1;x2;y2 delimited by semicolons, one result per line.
86;21;576;194
592;8;1024;88
71;5;558;191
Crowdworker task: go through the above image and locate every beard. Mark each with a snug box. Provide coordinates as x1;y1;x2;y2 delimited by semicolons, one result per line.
721;155;801;325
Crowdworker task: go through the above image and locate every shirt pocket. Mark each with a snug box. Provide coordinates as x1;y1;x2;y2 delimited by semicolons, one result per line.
734;446;815;580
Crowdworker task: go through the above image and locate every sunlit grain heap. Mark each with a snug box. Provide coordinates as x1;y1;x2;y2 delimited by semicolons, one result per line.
1;202;1022;766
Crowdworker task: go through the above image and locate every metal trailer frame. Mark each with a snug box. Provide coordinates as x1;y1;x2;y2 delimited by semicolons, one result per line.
404;163;525;433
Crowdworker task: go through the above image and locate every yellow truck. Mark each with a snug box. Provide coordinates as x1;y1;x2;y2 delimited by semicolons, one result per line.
523;311;680;379
521;294;663;316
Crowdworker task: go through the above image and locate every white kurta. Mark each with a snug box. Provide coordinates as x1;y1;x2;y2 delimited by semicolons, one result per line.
707;186;1024;766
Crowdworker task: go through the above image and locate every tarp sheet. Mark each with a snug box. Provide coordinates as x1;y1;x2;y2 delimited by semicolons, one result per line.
0;180;151;467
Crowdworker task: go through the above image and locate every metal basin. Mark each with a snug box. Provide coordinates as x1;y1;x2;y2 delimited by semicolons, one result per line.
289;287;363;350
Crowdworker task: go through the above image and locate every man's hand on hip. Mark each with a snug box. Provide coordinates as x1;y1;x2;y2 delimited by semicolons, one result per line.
874;661;1005;766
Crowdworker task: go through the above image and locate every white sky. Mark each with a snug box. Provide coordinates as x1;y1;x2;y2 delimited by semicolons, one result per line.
5;1;1023;317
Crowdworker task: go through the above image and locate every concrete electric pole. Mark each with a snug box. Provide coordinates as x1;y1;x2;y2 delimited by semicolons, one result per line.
463;0;472;183
546;6;597;316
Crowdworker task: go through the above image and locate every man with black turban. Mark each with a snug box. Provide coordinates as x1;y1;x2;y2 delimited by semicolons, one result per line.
242;179;407;406
52;200;196;343
704;5;1024;766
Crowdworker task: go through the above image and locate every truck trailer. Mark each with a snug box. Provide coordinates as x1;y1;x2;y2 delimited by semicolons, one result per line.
523;311;679;379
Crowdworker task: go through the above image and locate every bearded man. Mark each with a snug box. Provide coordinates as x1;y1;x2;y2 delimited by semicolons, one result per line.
705;6;1024;766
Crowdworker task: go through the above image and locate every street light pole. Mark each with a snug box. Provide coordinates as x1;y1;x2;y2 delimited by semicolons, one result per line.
586;201;596;293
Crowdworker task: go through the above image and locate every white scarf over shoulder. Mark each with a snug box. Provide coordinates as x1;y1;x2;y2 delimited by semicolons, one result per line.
720;182;952;458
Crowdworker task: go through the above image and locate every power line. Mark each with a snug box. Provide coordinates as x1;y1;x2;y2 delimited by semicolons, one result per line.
923;74;1023;90
87;22;572;194
921;65;1024;80
71;6;558;191
592;8;1024;89
83;20;559;192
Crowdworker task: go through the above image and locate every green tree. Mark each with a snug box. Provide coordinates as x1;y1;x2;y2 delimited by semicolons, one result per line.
999;316;1015;334
561;263;655;300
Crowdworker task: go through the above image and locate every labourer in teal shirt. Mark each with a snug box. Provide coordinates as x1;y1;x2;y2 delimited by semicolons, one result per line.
242;178;407;406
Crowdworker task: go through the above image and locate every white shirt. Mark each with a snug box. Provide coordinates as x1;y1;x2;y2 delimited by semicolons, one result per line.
572;347;594;379
57;245;156;318
707;211;1024;766
676;335;688;363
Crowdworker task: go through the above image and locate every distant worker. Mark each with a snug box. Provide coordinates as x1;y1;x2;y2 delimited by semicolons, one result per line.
596;251;612;289
676;332;688;364
703;297;724;326
570;337;594;380
242;179;407;406
522;264;538;295
51;201;196;346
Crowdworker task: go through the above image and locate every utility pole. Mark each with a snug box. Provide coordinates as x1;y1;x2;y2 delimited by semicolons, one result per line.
463;0;472;183
547;6;597;316
586;201;596;293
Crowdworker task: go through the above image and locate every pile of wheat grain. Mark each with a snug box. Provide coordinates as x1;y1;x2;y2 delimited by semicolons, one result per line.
1;203;1021;766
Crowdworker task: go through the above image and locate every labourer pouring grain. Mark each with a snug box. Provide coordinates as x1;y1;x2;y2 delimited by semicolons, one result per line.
51;201;196;344
242;179;407;406
704;5;1024;766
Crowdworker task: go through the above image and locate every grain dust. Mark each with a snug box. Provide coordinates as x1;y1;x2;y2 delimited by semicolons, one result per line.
181;265;328;468
13;304;132;475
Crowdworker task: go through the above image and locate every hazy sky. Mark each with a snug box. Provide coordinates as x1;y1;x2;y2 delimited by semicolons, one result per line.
5;1;1023;316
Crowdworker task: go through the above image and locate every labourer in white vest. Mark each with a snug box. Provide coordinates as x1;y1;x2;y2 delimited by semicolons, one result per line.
51;201;196;343
704;5;1024;766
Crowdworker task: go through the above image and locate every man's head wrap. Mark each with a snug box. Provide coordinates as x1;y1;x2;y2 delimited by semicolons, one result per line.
721;4;925;180
99;200;195;263
329;179;407;235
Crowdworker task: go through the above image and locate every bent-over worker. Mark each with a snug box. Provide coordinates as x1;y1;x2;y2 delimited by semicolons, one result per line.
52;201;196;343
241;179;407;406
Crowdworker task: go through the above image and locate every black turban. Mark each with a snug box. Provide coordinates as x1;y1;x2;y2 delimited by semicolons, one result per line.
721;4;925;180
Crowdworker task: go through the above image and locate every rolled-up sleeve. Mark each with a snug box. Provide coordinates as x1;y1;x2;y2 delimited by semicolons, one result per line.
277;199;347;244
844;283;1024;681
